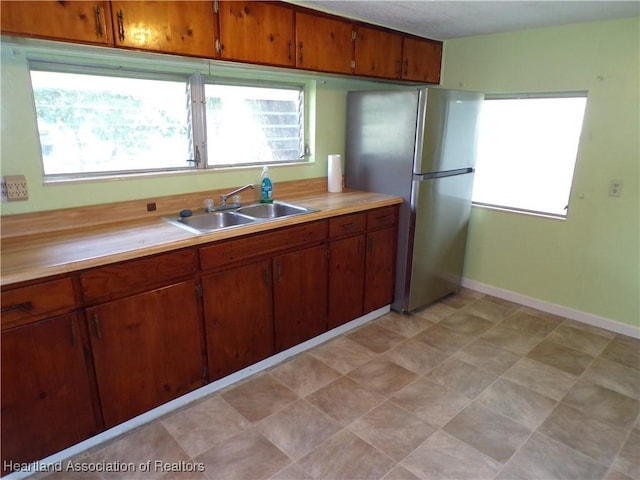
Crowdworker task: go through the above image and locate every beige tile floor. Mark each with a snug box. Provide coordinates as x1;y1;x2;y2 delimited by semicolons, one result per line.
41;290;639;479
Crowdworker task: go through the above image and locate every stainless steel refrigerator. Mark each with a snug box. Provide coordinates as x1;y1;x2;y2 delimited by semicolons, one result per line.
345;88;483;312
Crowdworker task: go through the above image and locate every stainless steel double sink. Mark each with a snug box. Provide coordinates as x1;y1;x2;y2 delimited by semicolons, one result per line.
165;201;317;234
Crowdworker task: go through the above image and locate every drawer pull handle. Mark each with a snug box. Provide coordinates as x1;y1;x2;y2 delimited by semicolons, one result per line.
70;320;78;347
116;10;125;42
262;266;271;288
342;222;355;229
94;6;104;38
93;313;103;340
275;261;282;283
1;301;34;313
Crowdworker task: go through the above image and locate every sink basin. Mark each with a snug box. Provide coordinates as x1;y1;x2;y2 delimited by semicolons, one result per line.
165;201;316;234
238;201;315;219
166;211;255;233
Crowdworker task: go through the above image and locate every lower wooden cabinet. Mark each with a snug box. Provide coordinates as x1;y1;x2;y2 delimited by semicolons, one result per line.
202;260;275;381
0;205;398;468
273;244;328;351
1;313;100;474
86;280;206;428
328;234;365;329
364;226;397;312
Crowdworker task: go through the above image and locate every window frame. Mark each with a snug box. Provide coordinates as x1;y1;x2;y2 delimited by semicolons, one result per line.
471;91;588;219
197;76;306;169
28;57;310;182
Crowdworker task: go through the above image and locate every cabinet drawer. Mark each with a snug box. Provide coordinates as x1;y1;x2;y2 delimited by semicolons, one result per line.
200;220;327;270
1;277;77;329
329;213;366;238
367;206;398;229
80;249;197;302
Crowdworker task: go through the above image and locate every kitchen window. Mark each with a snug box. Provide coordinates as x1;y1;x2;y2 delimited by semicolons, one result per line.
29;63;306;179
472;93;587;218
204;83;305;167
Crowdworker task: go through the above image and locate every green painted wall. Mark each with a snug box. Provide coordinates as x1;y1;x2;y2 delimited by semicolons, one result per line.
0;40;365;214
2;18;638;328
441;17;640;327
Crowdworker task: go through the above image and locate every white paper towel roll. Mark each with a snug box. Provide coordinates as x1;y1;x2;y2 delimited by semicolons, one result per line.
328;154;343;192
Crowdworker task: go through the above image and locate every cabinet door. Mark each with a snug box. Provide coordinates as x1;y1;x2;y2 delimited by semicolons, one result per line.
328;235;365;329
354;25;402;79
401;36;442;83
0;0;113;45
218;1;294;67
1;313;99;473
364;227;396;313
295;12;353;74
273;244;328;351
87;281;205;428
202;260;274;381
111;1;216;57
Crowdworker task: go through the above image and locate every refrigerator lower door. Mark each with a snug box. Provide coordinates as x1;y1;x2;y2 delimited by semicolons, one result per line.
404;172;475;311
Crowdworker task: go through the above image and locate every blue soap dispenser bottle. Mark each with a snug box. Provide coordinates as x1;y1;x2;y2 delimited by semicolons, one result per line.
259;166;273;203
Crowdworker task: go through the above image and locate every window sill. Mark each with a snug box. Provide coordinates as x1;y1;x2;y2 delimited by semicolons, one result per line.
471;202;567;220
43;161;312;186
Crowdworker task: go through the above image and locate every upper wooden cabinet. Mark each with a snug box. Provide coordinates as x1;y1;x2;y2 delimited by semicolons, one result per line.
110;0;217;58
0;0;113;45
295;12;354;75
217;1;294;67
401;36;443;83
354;25;403;79
0;1;442;83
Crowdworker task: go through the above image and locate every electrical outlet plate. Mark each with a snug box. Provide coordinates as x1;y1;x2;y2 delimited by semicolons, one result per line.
4;175;29;201
0;177;8;202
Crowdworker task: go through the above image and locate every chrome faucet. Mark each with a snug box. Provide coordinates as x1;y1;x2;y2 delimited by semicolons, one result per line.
220;184;254;206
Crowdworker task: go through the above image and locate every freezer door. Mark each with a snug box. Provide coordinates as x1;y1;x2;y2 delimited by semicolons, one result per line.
345;90;419;199
405;172;475;311
417;89;483;174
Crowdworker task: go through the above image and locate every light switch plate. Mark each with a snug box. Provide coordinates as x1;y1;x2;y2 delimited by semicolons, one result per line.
608;179;623;197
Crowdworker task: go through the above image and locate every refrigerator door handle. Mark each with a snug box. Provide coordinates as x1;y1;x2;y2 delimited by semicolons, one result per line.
413;167;474;181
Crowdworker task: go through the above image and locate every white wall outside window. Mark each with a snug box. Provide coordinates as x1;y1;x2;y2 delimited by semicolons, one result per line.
472;94;587;218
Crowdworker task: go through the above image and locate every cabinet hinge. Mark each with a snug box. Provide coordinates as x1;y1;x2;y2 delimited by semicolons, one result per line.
213;0;219;14
215;38;222;53
351;60;356;69
195;285;203;298
352;30;357;41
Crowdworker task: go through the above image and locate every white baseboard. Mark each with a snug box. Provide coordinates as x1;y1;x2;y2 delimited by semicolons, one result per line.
461;278;640;339
4;306;390;480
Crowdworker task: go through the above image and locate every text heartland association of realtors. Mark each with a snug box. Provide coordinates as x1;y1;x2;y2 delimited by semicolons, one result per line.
3;460;206;474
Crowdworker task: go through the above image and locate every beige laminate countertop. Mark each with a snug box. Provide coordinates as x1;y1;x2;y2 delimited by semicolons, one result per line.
1;190;402;287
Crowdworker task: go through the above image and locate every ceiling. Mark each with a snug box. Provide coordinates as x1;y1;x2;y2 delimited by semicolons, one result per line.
293;1;640;40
